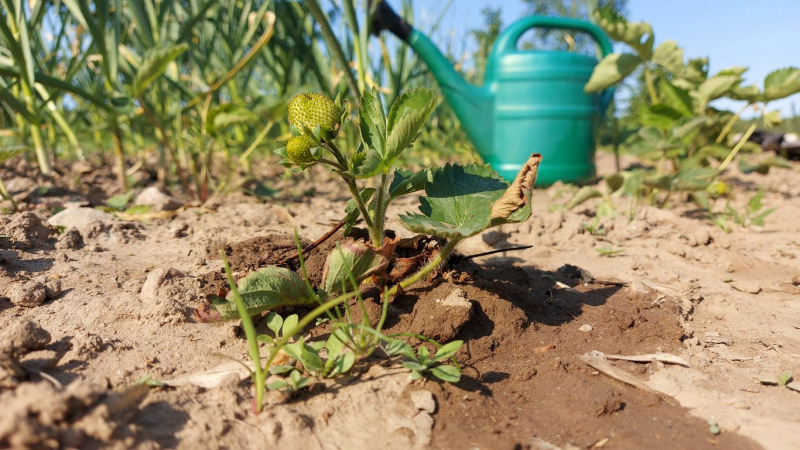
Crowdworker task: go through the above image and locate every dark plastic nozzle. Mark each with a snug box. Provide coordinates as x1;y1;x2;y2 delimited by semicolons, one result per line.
370;0;412;41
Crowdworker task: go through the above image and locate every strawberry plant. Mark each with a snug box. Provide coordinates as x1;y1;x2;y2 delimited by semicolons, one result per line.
204;87;542;412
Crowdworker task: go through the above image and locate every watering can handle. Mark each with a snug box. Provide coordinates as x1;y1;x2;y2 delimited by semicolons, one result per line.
493;16;615;113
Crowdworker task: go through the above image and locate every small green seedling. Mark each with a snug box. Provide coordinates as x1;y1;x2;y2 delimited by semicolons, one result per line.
728;191;776;228
387;339;464;383
581;217;607;236
267;369;312;393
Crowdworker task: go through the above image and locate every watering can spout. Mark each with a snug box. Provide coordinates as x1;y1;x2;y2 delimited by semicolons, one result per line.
371;1;494;154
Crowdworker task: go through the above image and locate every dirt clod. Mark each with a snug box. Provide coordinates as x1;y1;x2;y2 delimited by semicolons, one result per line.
0;212;51;249
5;280;47;307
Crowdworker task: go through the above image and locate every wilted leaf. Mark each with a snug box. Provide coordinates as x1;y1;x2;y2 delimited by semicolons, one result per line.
490;153;542;224
585;53;641;93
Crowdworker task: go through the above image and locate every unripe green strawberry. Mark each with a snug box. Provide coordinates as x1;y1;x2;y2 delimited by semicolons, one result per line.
288;93;342;139
285;135;318;166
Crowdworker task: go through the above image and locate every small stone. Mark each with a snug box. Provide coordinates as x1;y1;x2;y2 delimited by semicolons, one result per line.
135;186;184;212
6;280;47;307
48;207;115;233
579;324;593;332
792;275;800;286
731;281;761;294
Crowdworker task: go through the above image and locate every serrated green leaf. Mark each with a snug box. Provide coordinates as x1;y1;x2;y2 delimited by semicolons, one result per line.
672;168;717;191
730;84;761;103
651;40;683;75
388;168;430;201
660;79;693;117
585;53;641;93
132;43;188;97
595;15;654;59
351;148;384;178
398;163;508;239
763;67;800;102
694;75;741;106
640;104;682;130
321;240;390;295
430;364;461;383
211;267;314;320
385;88;437;164
433;340;463;362
359;87;386;155
566;186;603;210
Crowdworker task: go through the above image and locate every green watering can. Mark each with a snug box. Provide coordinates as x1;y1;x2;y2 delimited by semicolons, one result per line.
372;1;614;185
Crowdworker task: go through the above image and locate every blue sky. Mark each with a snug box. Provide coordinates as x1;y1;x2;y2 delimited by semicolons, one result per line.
406;0;800;117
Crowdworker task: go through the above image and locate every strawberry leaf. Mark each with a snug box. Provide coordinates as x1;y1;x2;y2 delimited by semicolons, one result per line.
210;266;315;320
385;88;437;165
398;163;508;239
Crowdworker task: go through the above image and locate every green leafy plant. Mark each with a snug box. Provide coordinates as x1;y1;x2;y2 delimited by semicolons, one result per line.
580;11;800;214
206;87;542;412
714;190;777;230
390;339;463;383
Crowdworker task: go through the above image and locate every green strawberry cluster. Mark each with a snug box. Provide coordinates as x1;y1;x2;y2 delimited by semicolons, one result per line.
278;93;345;168
287;93;343;139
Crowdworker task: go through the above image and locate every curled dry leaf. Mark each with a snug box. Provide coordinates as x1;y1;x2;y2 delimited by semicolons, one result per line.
490;153;542;221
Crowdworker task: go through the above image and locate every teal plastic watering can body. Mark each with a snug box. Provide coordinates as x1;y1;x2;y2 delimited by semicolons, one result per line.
373;3;614;184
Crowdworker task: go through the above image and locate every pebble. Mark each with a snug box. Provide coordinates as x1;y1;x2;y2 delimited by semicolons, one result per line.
731;281;761;294
579;324;593;332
